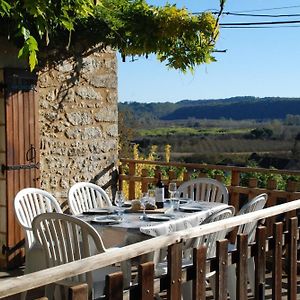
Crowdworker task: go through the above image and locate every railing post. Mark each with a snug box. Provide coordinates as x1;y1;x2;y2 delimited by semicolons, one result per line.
267;178;277;190
272;222;283;300
248;178;258;200
287;217;297;300
168;170;176;181
215;240;228;300
230;169;240;208
255;226;266;300
167;243;182;300
105;272;123;300
215;174;224;183
192;246;207;300
68;283;88;300
286;180;298;220
228;170;240;242
265;179;277;237
237;234;248;300
118;163;124;192
138;262;154;300
128;161;136;200
183;172;190;182
141;168;149;194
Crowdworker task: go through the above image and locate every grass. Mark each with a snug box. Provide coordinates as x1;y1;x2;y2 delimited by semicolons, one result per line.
139;126;252;137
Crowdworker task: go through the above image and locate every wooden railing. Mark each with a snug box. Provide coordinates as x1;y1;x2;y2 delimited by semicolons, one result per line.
119;159;300;237
0;200;299;299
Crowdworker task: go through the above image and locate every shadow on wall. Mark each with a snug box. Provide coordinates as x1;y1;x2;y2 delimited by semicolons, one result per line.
91;162;118;200
60;163;118;213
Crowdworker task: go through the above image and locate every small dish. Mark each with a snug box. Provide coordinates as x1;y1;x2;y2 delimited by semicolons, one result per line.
180;205;202;212
145;214;171;222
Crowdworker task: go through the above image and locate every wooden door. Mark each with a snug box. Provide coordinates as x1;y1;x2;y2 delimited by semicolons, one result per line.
3;68;40;268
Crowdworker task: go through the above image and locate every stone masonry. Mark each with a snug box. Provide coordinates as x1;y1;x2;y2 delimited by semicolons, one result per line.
37;46;118;202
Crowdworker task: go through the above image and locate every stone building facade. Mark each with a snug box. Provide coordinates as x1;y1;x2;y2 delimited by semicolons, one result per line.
0;40;119;265
38;46;119;202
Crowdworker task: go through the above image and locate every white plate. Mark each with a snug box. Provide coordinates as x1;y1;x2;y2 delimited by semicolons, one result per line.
92;216;121;225
145;214;171;222
83;208;114;215
165;198;191;204
180;206;202;212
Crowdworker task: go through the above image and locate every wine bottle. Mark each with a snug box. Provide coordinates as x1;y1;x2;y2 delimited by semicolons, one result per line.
155;173;164;208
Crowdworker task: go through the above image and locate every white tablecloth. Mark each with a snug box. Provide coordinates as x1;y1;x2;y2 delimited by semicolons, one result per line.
139;202;231;237
80;201;233;247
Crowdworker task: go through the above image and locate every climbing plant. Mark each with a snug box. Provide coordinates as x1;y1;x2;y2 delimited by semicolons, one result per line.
0;0;224;71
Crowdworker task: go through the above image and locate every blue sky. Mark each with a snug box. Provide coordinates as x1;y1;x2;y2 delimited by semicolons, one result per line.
118;1;300;103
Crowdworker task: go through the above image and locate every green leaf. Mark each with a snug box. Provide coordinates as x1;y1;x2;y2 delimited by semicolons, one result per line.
17;46;26;59
29;51;38;71
61;19;74;31
17;35;39;71
0;0;11;16
20;27;30;41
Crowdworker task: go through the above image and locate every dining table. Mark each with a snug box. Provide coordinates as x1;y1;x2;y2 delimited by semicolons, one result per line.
78;199;234;249
78;199;234;287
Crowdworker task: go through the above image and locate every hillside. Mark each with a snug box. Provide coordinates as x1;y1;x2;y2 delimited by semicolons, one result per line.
119;97;300;121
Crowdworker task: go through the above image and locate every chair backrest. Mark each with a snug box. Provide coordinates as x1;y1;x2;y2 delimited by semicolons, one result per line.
177;178;229;204
195;208;233;258
32;212;106;294
14;188;62;250
68;182;112;215
237;193;268;243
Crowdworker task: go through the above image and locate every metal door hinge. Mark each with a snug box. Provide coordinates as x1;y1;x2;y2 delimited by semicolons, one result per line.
1;162;40;173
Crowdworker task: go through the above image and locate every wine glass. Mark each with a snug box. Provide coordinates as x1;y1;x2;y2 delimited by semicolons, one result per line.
168;182;177;199
115;191;125;217
140;192;149;220
168;182;179;210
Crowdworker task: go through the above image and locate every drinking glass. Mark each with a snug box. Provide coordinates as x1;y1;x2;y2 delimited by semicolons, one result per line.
169;182;179;210
148;189;155;205
140;192;149;220
115;191;125;217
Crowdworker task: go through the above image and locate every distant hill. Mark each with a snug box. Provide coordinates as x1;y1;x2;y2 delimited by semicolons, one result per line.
119;97;300;121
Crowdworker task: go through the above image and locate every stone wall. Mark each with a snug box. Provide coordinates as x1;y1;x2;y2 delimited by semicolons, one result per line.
38;46;119;203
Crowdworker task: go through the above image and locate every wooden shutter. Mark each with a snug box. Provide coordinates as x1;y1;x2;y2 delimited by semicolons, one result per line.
4;68;40;268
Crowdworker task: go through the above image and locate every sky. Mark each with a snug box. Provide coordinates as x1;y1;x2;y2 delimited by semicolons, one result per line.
117;0;300;103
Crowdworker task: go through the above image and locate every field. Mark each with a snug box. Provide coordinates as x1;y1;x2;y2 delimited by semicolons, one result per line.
139;127;251;137
131;119;299;167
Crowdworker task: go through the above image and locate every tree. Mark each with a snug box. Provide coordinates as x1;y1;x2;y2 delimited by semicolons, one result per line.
0;0;224;71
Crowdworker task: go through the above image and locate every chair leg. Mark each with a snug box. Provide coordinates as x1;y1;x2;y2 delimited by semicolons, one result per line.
181;281;192;300
208;275;216;299
20;291;27;300
45;284;56;300
227;264;236;300
121;260;132;288
247;257;255;295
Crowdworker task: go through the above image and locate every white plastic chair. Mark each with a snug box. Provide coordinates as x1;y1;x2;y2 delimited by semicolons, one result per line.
154;208;233;300
32;212;120;300
68;182;112;215
227;193;268;300
190;208;234;298
195;208;234;257
177;178;229;204
14;188;62;273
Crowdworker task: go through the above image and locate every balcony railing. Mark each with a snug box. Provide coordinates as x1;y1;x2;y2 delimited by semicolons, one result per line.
118;158;300;237
0;200;299;300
